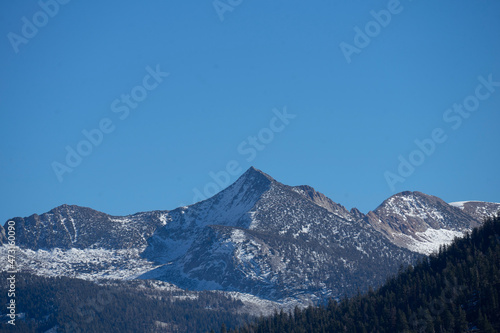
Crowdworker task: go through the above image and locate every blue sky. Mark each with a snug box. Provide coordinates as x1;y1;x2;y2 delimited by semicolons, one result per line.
1;0;499;223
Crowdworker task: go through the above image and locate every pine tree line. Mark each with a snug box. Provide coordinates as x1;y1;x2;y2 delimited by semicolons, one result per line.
0;272;252;332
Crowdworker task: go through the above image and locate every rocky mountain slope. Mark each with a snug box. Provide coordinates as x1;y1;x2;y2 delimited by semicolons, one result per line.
1;167;498;304
140;167;419;300
365;192;499;254
449;200;500;221
6;204;167;250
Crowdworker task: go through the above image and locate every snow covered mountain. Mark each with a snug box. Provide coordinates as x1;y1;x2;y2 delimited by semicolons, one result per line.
1;167;498;303
366;191;499;254
0;205;169;280
6;204;166;250
139;167;419;300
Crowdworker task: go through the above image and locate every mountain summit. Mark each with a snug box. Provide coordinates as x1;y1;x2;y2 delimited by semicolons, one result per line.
366;191;498;254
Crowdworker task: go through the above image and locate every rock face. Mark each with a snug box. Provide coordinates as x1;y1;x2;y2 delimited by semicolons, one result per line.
1;167;498;302
290;185;354;221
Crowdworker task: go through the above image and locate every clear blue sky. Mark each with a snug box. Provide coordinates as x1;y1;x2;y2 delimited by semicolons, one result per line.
1;0;499;223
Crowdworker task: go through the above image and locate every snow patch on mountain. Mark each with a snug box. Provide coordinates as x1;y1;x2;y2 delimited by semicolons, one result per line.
226;291;318;316
449;201;469;209
383;194;445;223
0;245;158;280
393;228;466;255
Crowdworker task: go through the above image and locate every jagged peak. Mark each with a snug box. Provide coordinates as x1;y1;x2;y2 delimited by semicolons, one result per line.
292;184;336;203
242;166;275;182
209;167;275;199
289;184;356;219
350;207;365;219
221;166;275;197
293;184;317;195
185;166;275;212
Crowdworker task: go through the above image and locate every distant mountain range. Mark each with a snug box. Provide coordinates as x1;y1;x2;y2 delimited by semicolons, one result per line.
1;167;498;305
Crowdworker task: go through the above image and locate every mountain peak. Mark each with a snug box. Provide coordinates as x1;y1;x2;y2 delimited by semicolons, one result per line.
367;190;480;254
217;166;274;202
376;191;440;210
219;167;275;197
242;166;275;182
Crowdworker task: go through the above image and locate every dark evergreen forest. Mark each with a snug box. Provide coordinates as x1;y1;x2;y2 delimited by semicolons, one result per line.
0;273;251;332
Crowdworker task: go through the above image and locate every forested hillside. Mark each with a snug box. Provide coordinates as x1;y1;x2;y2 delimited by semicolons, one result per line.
0;274;251;332
228;214;500;333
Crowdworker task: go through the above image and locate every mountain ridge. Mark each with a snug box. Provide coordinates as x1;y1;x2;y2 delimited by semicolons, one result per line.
137;167;421;300
1;167;499;303
364;191;499;254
